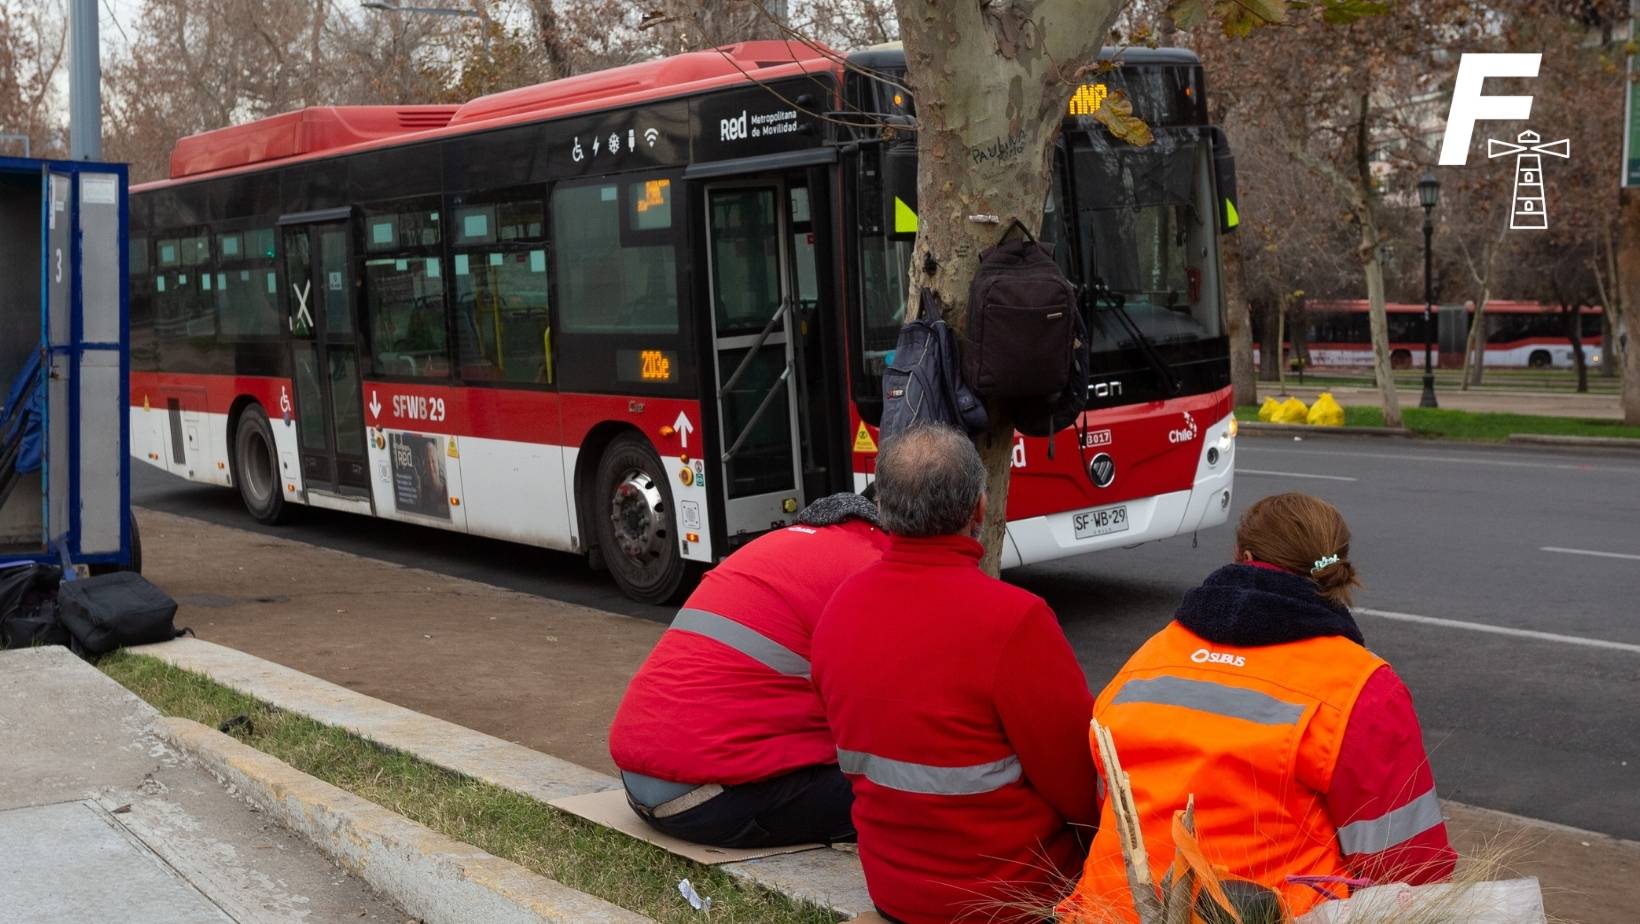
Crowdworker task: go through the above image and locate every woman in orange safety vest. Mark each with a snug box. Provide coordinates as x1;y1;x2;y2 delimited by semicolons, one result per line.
1060;492;1457;922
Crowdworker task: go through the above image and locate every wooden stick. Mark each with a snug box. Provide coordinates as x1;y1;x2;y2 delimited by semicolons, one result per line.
1093;720;1164;923
1162;796;1197;924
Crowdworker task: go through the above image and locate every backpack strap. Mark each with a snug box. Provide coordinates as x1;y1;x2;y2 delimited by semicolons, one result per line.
999;217;1037;245
918;287;946;323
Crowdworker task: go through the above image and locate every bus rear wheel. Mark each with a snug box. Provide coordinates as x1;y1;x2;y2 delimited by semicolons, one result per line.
1528;349;1552;369
234;405;292;525
593;434;686;605
1390;349;1413;370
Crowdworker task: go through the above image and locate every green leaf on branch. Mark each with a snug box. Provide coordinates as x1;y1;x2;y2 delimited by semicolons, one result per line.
1168;0;1211;31
1320;0;1392;24
1217;0;1286;37
1092;91;1155;147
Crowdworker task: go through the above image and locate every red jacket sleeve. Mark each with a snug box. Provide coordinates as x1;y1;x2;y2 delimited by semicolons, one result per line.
992;601;1100;831
1325;665;1457;885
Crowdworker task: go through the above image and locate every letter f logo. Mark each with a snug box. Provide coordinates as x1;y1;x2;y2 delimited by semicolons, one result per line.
1439;53;1541;166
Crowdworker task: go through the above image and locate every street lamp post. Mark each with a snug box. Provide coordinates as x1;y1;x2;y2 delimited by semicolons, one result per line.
1417;172;1441;409
360;1;490;53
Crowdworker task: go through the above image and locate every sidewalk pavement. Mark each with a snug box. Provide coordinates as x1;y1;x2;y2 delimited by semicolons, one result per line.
1268;383;1623;419
0;646;407;924
130;507;1640;923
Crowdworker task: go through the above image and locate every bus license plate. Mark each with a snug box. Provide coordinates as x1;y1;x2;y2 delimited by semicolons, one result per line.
1073;505;1129;540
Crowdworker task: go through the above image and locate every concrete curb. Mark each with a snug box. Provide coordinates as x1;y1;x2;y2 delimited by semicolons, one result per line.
135;638;616;802
133;639;876;918
1239;422;1413;438
156;716;654;924
1507;433;1640;451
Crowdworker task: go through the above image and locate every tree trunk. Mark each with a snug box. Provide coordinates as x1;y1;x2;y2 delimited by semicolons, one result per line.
1599;226;1620;378
1601;309;1618;377
1567;304;1589;393
1621;189;1640;424
1276;293;1289;394
1291;297;1311;368
1222;231;1258;406
896;0;1124;575
1257;301;1281;382
527;0;569;82
1357;224;1397;426
1462;292;1490;389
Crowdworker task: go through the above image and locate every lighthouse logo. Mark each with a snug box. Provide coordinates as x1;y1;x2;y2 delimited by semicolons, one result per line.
1486;130;1570;230
1436;53;1570;231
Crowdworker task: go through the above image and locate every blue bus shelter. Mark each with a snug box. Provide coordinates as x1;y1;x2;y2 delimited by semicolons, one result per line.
0;156;133;572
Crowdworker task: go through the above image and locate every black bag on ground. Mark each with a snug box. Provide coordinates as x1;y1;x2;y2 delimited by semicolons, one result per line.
0;563;69;649
56;571;181;656
879;289;988;441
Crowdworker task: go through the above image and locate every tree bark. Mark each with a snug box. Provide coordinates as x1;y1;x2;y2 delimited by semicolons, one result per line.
1620;189;1640;424
1276;292;1288;394
1350;93;1401;427
1599;225;1619;377
1567;303;1589;393
1222;231;1258;405
897;0;1124;575
1257;301;1281;382
1460;230;1501;390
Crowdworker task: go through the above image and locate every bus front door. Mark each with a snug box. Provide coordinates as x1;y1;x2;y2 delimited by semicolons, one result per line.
281;220;370;500
704;181;807;535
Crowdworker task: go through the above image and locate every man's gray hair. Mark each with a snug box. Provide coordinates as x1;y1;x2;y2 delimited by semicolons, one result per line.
874;425;986;538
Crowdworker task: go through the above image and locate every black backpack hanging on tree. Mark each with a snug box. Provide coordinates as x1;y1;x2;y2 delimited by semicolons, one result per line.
962;220;1089;453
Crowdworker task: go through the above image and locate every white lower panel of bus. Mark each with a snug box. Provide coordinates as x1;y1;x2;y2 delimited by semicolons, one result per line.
1001;412;1235;569
130;406;716;565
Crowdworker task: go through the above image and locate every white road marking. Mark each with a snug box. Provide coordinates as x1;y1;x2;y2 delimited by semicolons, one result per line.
1239;469;1359;483
1243;446;1639;475
1355;607;1640;655
1541;546;1640;562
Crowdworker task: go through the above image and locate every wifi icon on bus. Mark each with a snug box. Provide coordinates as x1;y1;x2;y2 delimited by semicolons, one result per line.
643;128;659;148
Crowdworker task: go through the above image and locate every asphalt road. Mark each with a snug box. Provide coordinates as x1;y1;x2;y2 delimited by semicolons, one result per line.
132;434;1640;839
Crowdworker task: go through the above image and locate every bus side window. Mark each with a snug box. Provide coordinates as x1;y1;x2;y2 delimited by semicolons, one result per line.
452;196;551;385
361;202;450;379
216;228;280;338
551;179;678;335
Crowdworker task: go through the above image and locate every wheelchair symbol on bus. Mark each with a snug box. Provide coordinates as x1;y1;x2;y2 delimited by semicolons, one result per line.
572;137;584;163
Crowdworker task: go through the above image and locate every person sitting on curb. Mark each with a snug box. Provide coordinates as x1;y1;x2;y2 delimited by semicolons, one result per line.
811;425;1100;923
1060;491;1457;922
607;492;888;848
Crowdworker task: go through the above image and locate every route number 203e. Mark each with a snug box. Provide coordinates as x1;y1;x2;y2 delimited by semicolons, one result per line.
1073;504;1129;540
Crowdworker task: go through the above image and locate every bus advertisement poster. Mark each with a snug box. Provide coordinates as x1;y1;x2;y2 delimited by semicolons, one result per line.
389;432;450;520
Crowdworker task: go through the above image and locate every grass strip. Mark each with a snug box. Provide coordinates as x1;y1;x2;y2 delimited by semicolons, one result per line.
1235;404;1640;442
100;652;838;924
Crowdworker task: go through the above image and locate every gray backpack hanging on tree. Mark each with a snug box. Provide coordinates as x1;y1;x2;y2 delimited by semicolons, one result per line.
878;289;988;442
962;220;1088;442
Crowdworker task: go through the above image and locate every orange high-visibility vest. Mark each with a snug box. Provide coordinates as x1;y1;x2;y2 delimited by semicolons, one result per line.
1060;622;1386;921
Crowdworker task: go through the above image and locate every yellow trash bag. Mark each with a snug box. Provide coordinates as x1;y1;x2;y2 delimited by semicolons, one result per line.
1258;397;1282;422
1307;392;1345;427
1273;396;1309;424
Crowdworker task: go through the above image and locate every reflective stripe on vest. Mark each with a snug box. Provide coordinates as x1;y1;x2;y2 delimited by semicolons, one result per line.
1336;788;1444;856
670;608;810;678
836;748;1022;796
1110;675;1304;726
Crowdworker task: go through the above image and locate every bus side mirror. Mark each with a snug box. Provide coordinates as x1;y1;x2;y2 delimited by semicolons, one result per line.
1210;127;1239;235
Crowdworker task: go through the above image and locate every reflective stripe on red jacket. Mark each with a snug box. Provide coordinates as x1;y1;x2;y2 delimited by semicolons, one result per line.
811;534;1099;924
608;519;888;786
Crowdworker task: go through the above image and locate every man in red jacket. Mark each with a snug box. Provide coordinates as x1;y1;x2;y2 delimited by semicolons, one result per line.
811;425;1100;924
609;492;888;848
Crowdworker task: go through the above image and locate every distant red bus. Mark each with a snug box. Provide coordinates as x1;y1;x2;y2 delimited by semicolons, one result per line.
1252;300;1604;369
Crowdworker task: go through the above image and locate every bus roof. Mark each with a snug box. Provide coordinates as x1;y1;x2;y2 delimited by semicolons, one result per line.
154;40;835;189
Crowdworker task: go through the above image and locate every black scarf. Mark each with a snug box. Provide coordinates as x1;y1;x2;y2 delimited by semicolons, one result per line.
1174;563;1364;647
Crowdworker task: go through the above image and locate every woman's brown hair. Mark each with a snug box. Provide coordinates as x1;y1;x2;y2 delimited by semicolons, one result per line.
1234;492;1361;607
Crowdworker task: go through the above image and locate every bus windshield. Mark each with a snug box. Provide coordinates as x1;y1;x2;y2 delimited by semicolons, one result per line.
1072;126;1223;351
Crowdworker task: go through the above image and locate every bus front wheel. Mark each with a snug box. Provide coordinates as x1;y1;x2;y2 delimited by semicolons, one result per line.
593;434;686;605
233;405;292;525
1528;350;1552;369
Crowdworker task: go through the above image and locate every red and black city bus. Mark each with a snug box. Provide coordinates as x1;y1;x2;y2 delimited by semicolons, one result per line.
129;40;1239;602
